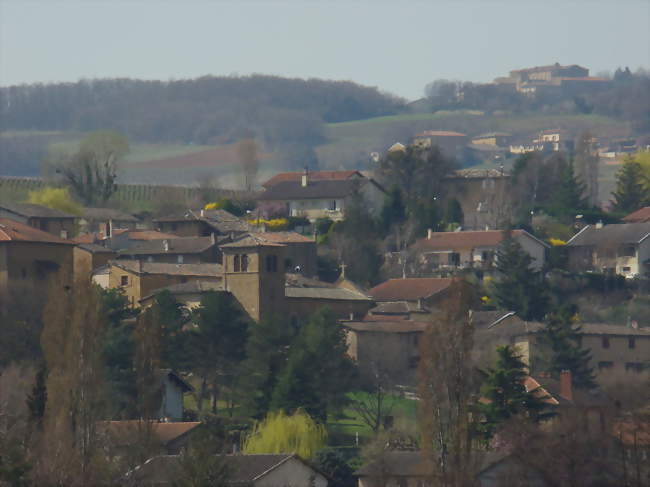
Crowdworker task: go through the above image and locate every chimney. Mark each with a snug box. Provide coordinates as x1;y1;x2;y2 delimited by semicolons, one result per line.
210;232;215;245
200;209;205;217
107;219;113;238
301;166;309;187
163;240;169;252
427;228;433;240
595;220;604;229
560;370;573;402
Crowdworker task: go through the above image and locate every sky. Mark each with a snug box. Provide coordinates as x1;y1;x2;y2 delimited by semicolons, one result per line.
1;0;649;100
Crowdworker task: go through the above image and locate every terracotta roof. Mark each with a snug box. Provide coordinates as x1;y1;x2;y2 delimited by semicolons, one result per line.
82;207;138;222
262;170;362;188
118;236;215;256
100;421;201;447
613;416;650;446
72;228;129;244
0;202;76;219
285;287;371;301
259;179;368;201
567;223;650;247
355;451;433;476
220;234;285;248
128;230;179;241
250;231;314;243
523;376;560;405
368;278;453;301
415;130;466;137
623;207;650;223
344;320;429;333
111;261;222;277
0;218;72;244
413;229;547;251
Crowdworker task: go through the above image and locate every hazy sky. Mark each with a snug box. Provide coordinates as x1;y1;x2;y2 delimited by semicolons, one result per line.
1;0;649;100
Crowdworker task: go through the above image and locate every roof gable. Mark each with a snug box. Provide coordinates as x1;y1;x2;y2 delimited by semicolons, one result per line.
623;206;650;223
368;278;453;301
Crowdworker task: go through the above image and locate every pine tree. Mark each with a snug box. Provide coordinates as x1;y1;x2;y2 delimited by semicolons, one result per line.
547;159;588;223
612;157;649;213
189;292;249;415
493;232;549;321
477;346;555;440
536;307;596;390
240;316;296;419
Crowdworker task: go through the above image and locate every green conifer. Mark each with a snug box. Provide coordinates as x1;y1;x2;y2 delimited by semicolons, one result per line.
612;157;649;213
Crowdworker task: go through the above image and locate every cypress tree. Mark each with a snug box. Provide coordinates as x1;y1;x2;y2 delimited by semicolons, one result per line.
477;346;555;440
612;157;649;213
536;307;596;390
493;231;549;321
547;159;588;222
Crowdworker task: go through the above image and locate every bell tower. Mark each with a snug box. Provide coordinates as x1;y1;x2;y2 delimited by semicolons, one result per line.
221;235;286;322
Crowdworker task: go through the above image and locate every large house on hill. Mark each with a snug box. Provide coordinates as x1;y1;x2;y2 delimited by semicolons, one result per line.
566;223;650;278
259;169;386;221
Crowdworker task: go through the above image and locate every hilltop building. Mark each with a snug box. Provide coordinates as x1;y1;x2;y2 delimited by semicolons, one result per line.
494;63;609;96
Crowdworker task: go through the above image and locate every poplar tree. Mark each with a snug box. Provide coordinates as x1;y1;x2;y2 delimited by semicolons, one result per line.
612;157;649;213
493;232;549;321
477;346;555;440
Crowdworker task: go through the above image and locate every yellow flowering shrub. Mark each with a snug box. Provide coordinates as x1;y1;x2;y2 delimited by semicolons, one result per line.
548;238;567;246
247;218;289;231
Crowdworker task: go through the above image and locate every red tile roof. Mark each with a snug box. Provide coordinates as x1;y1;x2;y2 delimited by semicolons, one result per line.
100;421;201;446
414;230;526;251
0;218;72;244
623;206;650;223
262;170;362;188
368;278;453;301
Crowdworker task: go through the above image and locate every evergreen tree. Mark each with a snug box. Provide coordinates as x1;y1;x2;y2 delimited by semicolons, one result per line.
270;308;356;422
492;232;549;321
444;197;464;227
240;316;296;419
379;185;406;234
536;307;596;390
477;346;555;440
612;157;649;213
190;292;249;415
154;290;190;371
547;159;588;223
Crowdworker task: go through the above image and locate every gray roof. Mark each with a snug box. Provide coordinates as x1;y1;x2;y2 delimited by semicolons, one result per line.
511;321;650;337
344;320;429;333
153;209;249;234
259;179;368;201
285;287;371;301
567;223;650;247
82;207;138;222
140;280;225;302
128;454;322;485
77;243;116;254
355;451;432;476
220;234;284;249
0;202;76;219
112;261;222;277
118;236;215;256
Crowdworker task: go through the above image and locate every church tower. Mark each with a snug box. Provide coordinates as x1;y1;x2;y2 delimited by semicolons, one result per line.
221;235;286;322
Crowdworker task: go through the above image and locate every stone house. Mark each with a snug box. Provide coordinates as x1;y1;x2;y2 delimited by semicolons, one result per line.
441;169;512;230
262;169;364;189
128;453;329;486
344;320;427;386
285;285;374;324
471;132;511;147
412;229;547;272
566;222;650;278
154;209;250;238
0;202;77;239
73;243;117;281
117;235;220;264
258;170;386;222
139;280;225;309
108;261;222;308
411;130;468;157
0;218;73;312
249;231;318;277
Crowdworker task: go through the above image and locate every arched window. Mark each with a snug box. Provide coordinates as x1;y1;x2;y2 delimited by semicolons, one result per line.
234;254;241;272
241;254;249;272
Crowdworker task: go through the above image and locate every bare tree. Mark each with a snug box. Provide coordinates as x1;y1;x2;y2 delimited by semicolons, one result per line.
48;130;129;206
574;132;600;207
237;138;260;193
351;360;398;433
418;280;481;487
